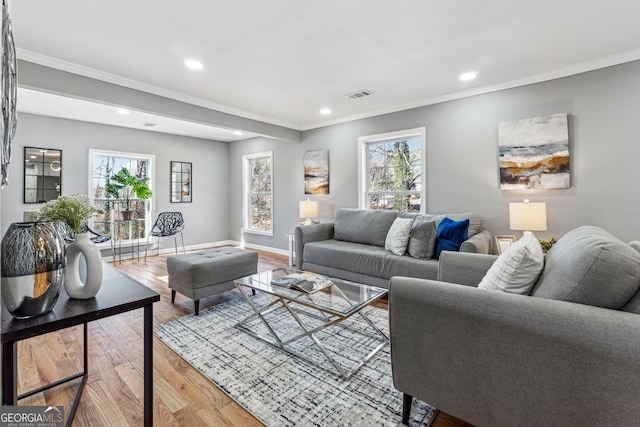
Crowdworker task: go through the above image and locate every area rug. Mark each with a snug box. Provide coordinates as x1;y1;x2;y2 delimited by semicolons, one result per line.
154;293;437;426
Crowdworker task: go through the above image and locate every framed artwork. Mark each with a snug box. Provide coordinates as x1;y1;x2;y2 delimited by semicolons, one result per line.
171;161;192;203
498;112;570;190
304;149;329;194
495;235;517;255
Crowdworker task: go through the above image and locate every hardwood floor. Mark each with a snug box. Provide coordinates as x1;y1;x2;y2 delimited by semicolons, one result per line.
13;248;474;426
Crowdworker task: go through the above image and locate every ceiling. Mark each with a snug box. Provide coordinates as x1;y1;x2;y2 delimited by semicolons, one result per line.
10;0;640;138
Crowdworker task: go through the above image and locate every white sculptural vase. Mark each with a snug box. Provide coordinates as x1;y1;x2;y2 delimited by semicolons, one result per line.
65;232;103;299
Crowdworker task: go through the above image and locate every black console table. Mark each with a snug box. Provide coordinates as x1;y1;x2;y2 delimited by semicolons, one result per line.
1;263;160;426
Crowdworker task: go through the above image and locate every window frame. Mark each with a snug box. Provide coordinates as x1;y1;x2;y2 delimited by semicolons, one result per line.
88;148;156;245
357;127;426;213
242;151;274;236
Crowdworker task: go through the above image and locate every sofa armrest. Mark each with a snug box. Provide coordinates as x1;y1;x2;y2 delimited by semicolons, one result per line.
460;229;493;254
437;251;496;285
294;223;334;270
389;277;640;427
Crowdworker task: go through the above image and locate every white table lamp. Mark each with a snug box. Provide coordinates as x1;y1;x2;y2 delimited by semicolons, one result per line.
299;200;318;225
509;200;547;237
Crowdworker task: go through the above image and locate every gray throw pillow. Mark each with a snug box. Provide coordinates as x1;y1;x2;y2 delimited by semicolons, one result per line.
531;226;640;309
407;220;437;259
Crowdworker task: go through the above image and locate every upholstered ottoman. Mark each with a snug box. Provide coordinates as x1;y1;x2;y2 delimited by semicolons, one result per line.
167;247;258;314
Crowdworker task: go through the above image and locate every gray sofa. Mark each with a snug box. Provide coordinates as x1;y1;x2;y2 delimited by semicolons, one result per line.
295;208;492;288
390;226;640;427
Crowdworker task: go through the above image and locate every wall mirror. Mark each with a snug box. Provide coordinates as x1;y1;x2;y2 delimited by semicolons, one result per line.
24;146;62;204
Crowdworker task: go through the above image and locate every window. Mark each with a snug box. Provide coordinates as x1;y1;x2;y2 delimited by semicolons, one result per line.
243;152;273;235
358;128;425;213
89;149;155;243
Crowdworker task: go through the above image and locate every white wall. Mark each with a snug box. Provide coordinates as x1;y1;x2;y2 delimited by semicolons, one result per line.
231;60;640;249
1;113;231;247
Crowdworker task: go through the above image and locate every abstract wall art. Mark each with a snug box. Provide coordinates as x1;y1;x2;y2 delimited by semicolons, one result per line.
498;113;570;190
304;149;329;194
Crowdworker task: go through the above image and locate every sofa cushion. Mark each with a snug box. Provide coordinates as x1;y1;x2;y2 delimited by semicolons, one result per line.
303;239;439;280
531;226;640;309
622;289;640;314
407;219;437;259
333;208;398;247
385;217;414;256
435;218;469;258
432;212;482;237
478;233;544;294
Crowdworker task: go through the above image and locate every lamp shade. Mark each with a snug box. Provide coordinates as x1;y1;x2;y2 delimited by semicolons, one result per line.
299;200;318;219
509;202;547;232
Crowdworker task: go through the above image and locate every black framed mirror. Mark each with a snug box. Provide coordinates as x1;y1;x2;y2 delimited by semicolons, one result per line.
24;146;62;204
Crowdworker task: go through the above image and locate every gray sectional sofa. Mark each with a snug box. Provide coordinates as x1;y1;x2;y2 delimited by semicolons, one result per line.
295;208;493;288
390;226;640;426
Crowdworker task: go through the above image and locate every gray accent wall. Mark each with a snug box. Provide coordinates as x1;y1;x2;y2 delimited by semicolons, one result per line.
232;60;640;249
1;113;231;247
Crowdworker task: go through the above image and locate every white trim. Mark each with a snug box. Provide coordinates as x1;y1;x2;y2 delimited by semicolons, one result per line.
242;241;289;257
242;151;274;236
99;240;240;262
20;47;640;132
241;227;274;237
303;48;640;130
17;49;299;130
357;127;426;212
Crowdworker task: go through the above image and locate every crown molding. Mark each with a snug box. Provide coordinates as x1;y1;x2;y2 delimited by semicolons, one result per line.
16;48;301;131
17;47;640;133
301;48;640;130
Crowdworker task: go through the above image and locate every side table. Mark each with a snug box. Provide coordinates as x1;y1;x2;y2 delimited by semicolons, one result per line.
1;263;160;426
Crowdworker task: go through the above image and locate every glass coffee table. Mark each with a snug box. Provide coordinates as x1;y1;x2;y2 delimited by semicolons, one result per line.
234;268;389;380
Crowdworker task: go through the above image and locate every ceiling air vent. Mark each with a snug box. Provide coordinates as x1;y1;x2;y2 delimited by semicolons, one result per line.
143;122;158;127
345;89;373;100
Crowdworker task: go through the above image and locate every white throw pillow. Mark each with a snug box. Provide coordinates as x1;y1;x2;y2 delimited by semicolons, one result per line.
385;218;414;256
478;233;544;295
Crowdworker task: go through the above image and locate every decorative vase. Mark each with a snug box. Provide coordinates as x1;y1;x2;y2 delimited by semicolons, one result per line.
1;222;66;318
65;232;103;299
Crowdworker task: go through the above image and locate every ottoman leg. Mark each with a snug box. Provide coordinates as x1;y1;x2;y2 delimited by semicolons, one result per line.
194;300;200;315
171;290;176;303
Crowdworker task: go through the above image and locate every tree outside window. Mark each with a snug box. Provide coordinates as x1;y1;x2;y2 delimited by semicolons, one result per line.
359;129;424;213
243;152;273;235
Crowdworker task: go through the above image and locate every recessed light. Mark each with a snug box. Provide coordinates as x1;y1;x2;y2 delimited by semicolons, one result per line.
30;155;36;159
459;71;478;81
233;131;243;136
320;108;332;115
185;59;204;70
116;108;131;115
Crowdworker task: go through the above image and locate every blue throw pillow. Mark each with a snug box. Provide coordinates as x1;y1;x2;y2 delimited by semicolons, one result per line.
435;217;469;258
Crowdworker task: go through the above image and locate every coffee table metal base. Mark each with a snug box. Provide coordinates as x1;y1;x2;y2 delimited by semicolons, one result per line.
234;285;388;380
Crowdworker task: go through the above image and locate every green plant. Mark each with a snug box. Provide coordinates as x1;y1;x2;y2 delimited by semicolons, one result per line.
539;237;557;253
37;193;98;234
105;167;152;211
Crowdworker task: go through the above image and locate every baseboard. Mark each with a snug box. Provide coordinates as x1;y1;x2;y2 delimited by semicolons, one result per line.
101;239;288;262
241;241;289;257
